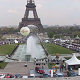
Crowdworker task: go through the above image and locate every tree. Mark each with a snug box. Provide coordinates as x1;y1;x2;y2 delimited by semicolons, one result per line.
54;34;60;38
0;34;2;40
47;32;54;38
72;31;80;38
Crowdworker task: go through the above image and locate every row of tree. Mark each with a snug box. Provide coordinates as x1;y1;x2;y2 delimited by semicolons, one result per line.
44;27;80;38
0;27;19;40
0;26;80;39
0;28;19;34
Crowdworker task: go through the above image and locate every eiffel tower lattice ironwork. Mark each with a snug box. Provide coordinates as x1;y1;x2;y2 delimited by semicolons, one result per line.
19;0;44;32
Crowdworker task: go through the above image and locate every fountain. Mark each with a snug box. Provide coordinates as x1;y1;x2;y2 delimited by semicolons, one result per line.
5;35;46;62
26;35;45;60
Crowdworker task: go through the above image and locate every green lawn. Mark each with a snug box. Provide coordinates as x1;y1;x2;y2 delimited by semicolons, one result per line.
43;43;75;55
0;44;18;55
0;62;8;69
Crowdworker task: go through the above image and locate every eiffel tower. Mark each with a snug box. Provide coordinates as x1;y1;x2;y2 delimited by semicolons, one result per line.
19;0;44;32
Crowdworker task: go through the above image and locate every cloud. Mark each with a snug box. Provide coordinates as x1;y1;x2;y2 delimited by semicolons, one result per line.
37;4;42;9
36;0;46;3
8;9;17;14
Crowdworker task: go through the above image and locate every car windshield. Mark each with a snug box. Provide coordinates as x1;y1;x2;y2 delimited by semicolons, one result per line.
39;69;44;70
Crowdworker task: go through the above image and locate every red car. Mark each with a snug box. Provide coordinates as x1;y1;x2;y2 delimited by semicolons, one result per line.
35;66;45;74
5;74;14;78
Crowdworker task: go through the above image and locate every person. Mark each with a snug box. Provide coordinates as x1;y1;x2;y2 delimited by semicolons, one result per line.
24;64;27;67
67;70;70;77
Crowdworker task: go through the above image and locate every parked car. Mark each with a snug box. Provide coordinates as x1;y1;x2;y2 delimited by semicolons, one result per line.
28;76;35;78
70;71;78;77
43;74;48;78
35;66;45;74
14;74;22;78
56;73;64;77
22;76;28;78
5;74;14;78
0;74;5;78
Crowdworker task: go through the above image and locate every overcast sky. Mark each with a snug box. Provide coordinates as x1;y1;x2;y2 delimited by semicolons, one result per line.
0;0;80;26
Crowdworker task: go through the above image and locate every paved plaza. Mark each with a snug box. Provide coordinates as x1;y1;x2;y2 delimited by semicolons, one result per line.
0;62;48;75
0;62;36;75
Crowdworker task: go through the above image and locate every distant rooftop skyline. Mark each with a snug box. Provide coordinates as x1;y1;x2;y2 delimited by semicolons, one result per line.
0;0;80;26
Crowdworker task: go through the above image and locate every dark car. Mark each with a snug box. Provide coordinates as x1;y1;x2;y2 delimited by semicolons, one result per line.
14;74;22;78
70;71;78;77
28;76;35;78
43;74;48;78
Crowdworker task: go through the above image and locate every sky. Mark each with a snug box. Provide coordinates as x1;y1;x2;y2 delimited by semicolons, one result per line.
0;0;80;26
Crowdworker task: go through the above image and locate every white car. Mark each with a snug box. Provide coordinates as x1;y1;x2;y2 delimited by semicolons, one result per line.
22;76;28;78
0;74;5;78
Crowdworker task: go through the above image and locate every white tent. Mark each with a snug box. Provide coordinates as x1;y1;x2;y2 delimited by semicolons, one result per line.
65;54;80;65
